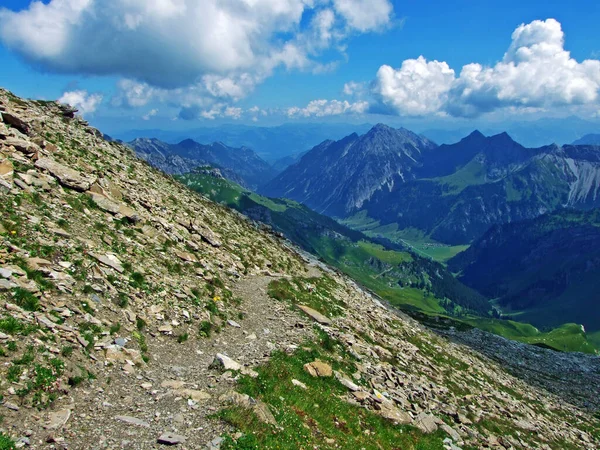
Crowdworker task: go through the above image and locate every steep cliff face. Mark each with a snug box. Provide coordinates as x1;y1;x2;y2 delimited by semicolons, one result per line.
129;137;275;190
261;124;436;216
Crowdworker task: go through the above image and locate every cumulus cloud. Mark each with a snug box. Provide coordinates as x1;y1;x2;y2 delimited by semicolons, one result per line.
372;56;455;115
371;19;600;117
0;0;394;107
58;90;103;115
176;104;258;121
287;99;368;117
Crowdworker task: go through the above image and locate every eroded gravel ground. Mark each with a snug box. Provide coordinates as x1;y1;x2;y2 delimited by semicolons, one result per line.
5;275;315;450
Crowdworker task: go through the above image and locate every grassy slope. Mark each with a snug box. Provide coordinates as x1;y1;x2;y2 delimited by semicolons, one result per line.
179;173;598;354
220;332;447;450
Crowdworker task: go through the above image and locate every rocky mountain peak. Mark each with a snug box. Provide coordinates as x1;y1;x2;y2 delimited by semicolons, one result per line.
461;129;486;142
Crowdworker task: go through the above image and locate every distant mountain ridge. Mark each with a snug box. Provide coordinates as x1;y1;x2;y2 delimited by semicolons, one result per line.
261;124;436;216
264;124;600;244
118;123;374;162
129;137;275;190
448;208;600;332
573;134;600;145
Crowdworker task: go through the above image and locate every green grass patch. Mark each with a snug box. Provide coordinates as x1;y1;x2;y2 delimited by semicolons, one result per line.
0;432;16;450
0;317;38;335
267;276;346;318
466;318;598;354
11;288;40;312
219;342;445;450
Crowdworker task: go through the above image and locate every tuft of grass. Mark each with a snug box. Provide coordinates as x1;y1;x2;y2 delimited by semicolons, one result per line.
0;317;38;335
136;317;146;331
11;288;40;312
177;333;189;343
199;321;213;337
0;432;16;450
60;346;73;357
129;272;147;289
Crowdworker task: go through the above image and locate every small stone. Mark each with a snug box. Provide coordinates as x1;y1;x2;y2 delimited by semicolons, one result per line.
334;371;360;391
304;360;333;377
177;389;211;402
161;380;186;389
114;337;127;347
211;353;242;371
35;157;93;191
296;304;332;325
292;379;307;389
45;409;71;430
4;402;20;411
90;253;124;273
115;415;150;428
227;319;241;328
415;413;439;434
158;324;173;334
157;432;186;445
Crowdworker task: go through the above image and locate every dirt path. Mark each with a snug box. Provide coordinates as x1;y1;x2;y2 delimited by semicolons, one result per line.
47;274;316;450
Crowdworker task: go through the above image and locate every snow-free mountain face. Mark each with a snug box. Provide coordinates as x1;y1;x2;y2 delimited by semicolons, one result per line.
448;208;600;332
261;124;437;216
129;137;276;190
263;125;600;244
364;135;600;244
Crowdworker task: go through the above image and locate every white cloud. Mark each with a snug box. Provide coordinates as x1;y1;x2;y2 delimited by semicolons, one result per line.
371;19;600;117
58;90;103;115
372;56;455;116
224;106;243;119
287;99;368;117
332;0;393;32
342;81;365;96
142;108;158;120
0;0;394;98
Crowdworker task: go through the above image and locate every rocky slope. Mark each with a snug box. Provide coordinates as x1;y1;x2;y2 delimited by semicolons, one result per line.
448;208;600;332
129;137;275;190
261;124;437;216
0;89;599;449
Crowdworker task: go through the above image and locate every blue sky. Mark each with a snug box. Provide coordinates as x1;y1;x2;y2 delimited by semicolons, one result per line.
1;0;599;134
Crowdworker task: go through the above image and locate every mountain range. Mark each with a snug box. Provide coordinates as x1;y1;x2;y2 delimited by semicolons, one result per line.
129;137;276;190
265;124;600;244
118;123;374;162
